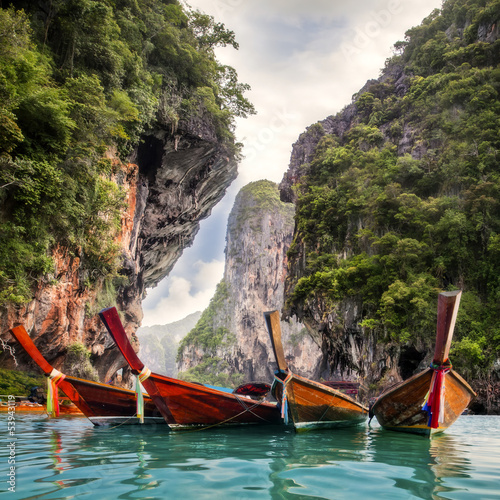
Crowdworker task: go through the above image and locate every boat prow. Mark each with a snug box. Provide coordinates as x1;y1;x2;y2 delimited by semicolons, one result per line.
264;310;368;431
8;325;165;426
371;290;476;437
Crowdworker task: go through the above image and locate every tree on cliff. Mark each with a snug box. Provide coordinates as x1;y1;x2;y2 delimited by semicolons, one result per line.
285;0;500;381
0;1;253;308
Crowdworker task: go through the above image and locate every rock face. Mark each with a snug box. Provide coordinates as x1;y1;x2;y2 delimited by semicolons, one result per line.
279;112;443;394
177;180;326;384
1;117;237;383
137;311;202;377
279;66;407;205
278;7;500;408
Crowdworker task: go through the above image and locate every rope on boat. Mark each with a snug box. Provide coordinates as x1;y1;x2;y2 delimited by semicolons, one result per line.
172;396;273;434
107;415;141;430
106;395;272;433
47;369;66;418
273;371;293;425
135;366;152;424
422;361;452;428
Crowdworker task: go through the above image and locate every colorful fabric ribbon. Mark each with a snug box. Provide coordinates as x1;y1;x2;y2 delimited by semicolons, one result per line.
273;370;293;425
422;361;452;428
136;366;151;424
46;368;66;418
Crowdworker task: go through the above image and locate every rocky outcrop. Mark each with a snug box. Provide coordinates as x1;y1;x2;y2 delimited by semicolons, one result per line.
278;4;500;408
279;66;409;205
137;311;202;377
1;117;237;383
177;180;326;383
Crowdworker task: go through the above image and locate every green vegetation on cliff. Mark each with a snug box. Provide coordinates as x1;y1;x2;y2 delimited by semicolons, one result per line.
0;1;253;307
177;281;234;354
177;280;242;387
230;179;295;234
0;368;45;397
288;0;500;377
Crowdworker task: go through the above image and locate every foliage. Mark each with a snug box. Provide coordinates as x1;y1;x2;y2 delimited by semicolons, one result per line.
0;368;45;397
288;0;500;374
229;180;294;234
177;280;235;356
178;357;244;388
177;280;242;386
0;1;252;307
63;342;98;381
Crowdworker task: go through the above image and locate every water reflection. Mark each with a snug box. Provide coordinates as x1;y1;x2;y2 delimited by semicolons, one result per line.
1;415;487;500
366;427;472;500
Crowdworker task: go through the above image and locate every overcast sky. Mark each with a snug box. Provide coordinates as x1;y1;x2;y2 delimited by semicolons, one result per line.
141;0;443;327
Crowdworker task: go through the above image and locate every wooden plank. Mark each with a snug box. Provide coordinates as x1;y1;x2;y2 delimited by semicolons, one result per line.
434;290;461;364
263;310;288;371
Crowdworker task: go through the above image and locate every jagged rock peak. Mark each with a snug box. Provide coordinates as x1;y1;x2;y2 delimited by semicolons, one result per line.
177;180;326;385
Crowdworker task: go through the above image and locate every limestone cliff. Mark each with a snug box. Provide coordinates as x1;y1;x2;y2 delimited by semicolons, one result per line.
177;180;326;385
1;119;237;383
279;1;500;412
137;311;202;377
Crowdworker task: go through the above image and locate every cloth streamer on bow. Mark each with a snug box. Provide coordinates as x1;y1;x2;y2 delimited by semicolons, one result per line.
422;361;452;428
273;371;293;425
135;366;151;424
46;368;66;418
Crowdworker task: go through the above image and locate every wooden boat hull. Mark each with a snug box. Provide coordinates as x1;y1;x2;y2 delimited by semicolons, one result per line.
264;309;368;431
58;375;165;426
0;401;46;413
0;399;83;415
99;307;281;429
140;374;281;428
371;368;475;437
273;372;368;432
9;325;166;426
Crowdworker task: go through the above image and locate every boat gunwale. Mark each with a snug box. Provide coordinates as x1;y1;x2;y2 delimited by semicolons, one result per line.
371;367;476;414
140;370;278;409
63;375;150;398
287;372;369;412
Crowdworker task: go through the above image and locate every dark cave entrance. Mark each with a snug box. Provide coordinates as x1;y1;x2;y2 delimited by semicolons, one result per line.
398;345;426;380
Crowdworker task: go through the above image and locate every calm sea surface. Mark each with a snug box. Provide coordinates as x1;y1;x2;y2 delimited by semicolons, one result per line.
1;414;499;499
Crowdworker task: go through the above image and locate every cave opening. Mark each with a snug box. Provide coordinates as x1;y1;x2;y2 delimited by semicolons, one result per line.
398;345;426;380
136;135;164;183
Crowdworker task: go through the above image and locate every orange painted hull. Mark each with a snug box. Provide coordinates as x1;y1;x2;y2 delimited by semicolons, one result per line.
57;376;164;425
139;374;281;428
0;401;46;413
371;368;475;437
8;325;165;426
0;400;84;415
273;373;368;431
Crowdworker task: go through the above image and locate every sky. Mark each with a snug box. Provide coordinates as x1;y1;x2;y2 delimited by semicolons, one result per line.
141;0;444;327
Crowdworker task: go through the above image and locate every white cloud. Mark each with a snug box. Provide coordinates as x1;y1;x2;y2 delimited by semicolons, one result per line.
141;260;224;326
142;0;443;326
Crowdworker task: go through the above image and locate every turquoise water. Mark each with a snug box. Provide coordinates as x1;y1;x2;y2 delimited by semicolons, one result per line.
1;414;499;499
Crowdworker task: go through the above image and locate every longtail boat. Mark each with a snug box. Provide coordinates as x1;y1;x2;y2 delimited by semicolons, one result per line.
99;307;281;429
8;325;165;426
264;310;369;431
370;290;476;437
